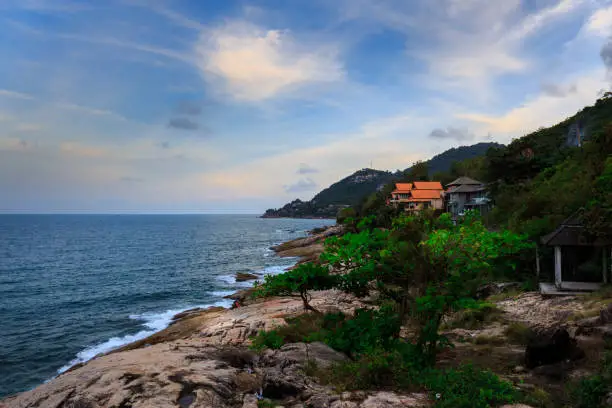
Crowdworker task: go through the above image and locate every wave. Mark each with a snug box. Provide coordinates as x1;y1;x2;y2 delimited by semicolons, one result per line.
56;299;232;375
56;261;296;376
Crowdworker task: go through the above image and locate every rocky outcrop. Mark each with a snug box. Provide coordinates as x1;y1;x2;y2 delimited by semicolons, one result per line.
525;328;584;369
272;225;344;265
235;272;259;282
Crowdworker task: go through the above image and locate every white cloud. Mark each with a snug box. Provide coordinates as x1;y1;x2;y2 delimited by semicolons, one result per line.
457;68;608;141
0;89;35;100
194;21;344;101
585;5;612;36
55;102;126;120
197;112;431;200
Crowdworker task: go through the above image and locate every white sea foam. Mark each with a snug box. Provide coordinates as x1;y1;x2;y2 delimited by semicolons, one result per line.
56;299;232;375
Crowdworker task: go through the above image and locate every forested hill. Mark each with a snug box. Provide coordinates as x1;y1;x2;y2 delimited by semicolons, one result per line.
262;142;501;218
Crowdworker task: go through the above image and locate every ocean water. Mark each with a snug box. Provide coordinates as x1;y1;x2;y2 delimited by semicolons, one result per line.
0;214;334;398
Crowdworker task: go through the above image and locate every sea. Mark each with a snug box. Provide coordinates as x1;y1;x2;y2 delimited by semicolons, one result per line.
0;214;335;398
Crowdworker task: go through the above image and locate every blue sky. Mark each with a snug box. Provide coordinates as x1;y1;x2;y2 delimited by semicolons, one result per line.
1;0;611;213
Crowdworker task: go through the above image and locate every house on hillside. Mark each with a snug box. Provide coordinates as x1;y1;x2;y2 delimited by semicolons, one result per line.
389;181;444;212
445;177;491;218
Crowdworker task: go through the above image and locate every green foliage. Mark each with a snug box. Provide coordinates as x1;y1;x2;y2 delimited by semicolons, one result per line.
570;351;612;408
249;329;285;352
324;306;401;356
253;263;338;313
336;207;356;225
423;365;517;408
322;352;517;408
257;400;277;408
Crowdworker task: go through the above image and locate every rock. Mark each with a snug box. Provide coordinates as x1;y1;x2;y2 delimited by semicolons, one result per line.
513;365;526;373
261;342;348;370
574;316;601;335
600;303;612;324
476;282;521;299
499;405;536;408
306;394;333;408
243;394;259;408
236;272;259;282
360;392;429;407
524;327;584;368
331;401;359;408
531;361;573;380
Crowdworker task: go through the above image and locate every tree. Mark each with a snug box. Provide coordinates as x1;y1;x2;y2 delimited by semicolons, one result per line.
403;161;429;181
253;263;338;313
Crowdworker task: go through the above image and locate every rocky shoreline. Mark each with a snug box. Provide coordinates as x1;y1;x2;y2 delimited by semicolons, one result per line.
0;225;347;408
3;224;611;408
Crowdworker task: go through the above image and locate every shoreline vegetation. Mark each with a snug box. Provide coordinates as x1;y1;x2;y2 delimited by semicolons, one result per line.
3;97;612;407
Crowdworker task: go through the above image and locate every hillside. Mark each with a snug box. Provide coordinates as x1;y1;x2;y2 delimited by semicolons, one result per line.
262;142;500;218
484;94;612;241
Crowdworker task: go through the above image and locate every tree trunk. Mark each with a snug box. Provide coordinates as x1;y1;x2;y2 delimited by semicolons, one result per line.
300;291;321;314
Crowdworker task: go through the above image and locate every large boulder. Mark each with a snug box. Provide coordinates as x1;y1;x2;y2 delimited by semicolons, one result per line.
524;328;584;369
260;342;348;370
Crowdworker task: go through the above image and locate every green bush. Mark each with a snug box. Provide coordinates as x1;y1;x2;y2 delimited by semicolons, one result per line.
423;365;517;408
325;306;401;356
571;375;608;408
249;329;285;352
570;351;612;408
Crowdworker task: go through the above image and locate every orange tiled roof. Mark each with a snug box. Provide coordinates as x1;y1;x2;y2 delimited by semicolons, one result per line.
410;189;442;199
413;181;443;190
393;183;413;192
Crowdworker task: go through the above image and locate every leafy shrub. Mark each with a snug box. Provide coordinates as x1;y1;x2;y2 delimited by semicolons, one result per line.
325;306;401;356
570;351;612;408
257;400;277;408
423;365;517;408
571;375;608;408
249;329;285;352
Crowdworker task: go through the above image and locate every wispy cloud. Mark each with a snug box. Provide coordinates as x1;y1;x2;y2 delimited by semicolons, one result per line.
0;89;35;100
56;102;124;118
168;117;200;130
195;20;344;101
297;163;319;174
429;127;474;141
175;100;203;116
284;177;317;193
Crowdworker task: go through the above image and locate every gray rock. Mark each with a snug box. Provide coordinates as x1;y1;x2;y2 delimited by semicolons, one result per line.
600;303;612;324
306;394;333;408
262;342;348;369
331;401;358;408
243;394;259;408
360;392;429;407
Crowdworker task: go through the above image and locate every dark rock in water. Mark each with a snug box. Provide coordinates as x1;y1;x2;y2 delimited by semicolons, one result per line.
525;328;584;369
235;272;259;282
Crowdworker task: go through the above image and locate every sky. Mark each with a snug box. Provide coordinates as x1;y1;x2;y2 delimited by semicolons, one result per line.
1;0;612;213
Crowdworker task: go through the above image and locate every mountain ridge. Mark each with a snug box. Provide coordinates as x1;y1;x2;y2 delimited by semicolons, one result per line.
262;142;502;218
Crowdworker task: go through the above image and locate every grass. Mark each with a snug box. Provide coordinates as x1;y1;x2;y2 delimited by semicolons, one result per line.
487;289;524;302
444;303;505;330
503;322;533;345
473;334;507;346
522;386;554;408
257;400;277;408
